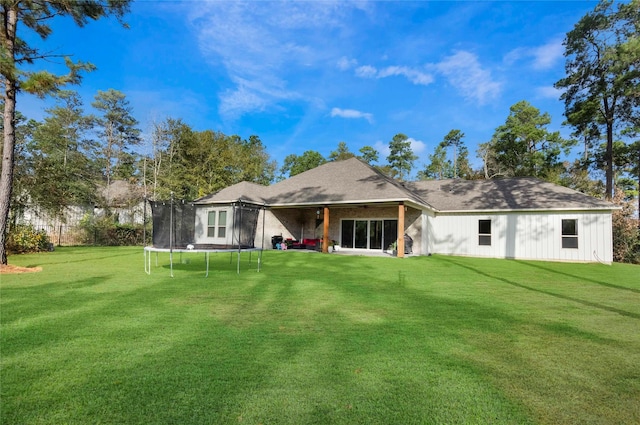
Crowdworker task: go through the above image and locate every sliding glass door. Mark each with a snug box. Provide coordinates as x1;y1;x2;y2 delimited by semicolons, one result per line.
383;220;397;252
369;220;383;250
341;219;397;250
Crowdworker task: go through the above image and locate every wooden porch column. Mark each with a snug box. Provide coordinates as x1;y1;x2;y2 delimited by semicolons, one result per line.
322;206;330;253
397;202;405;258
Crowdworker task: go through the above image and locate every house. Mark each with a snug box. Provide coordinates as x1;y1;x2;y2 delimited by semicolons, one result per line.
193;157;617;263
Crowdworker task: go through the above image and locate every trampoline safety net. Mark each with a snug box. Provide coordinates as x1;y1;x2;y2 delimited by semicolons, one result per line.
150;200;196;249
149;199;260;249
234;207;259;248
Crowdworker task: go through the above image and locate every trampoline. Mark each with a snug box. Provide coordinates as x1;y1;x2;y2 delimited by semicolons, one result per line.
144;195;266;276
144;246;262;277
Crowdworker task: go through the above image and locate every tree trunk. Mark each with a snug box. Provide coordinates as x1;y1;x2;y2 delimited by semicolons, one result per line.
605;122;614;200
0;6;18;265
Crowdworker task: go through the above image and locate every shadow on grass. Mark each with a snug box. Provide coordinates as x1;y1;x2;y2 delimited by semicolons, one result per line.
439;256;640;320
25;249;140;268
5;249;639;424
520;261;640;294
32;278;531;424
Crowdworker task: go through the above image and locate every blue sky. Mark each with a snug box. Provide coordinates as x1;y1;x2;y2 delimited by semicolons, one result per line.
19;0;598;177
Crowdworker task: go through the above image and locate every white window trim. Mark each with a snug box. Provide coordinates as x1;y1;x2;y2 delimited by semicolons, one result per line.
206;208;231;243
478;219;492;246
561;218;578;249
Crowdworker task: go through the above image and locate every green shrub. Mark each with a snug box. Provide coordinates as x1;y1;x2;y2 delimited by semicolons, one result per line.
78;213;143;246
612;189;640;264
7;224;52;254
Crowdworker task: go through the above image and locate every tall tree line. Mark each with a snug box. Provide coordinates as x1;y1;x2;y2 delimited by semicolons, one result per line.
9;95;278;211
0;0;132;264
146;118;275;200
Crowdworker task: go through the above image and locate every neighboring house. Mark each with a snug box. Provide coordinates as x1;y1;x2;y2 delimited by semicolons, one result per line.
194;157;617;263
17;180;147;246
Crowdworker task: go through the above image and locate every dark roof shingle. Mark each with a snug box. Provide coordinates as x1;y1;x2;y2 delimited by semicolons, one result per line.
407;178;614;211
196;159;615;212
264;157;424;206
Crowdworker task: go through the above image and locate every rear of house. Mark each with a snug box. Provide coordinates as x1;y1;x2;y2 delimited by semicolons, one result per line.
194;158;617;263
427;210;613;263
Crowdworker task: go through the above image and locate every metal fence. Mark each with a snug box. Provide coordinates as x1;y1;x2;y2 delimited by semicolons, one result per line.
14;202;150;246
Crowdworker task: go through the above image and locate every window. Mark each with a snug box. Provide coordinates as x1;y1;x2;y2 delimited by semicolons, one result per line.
369;220;383;250
207;210;227;239
217;211;227;238
354;220;368;249
341;220;354;248
207;211;216;237
562;219;578;249
478;219;491;246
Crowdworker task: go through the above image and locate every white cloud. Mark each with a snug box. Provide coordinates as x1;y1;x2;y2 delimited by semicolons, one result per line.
378;66;433;85
532;39;564;70
408;137;427;155
337;56;358;71
355;65;378;78
372;138;426;162
187;2;355;119
504;38;564;70
537;85;562;99
433;51;502;104
353;64;433;86
330;107;373;123
219;76;301;117
374;140;390;158
503;47;526;66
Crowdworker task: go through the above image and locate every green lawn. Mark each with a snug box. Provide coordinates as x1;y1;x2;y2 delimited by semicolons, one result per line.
1;247;639;424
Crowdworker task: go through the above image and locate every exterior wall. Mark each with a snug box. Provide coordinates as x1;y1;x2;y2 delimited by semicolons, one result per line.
429;211;613;263
194;205;234;246
257;208;319;247
256;205;423;253
198;204;613;263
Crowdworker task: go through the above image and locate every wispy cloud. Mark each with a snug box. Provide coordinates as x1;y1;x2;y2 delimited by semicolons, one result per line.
537;85;562;99
532;39;565;70
433;51;502;104
337;56;358;71
354;64;433;86
331;107;373;123
505;38;565;70
187;2;355;119
349;50;500;104
379;66;434;85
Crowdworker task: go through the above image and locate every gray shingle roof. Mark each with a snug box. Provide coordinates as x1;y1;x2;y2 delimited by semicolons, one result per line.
196;158;616;212
194;181;268;205
264;157;425;206
406;178;614;211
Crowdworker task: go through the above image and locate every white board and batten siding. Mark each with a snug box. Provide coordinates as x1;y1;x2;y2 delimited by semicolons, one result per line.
427;210;613;264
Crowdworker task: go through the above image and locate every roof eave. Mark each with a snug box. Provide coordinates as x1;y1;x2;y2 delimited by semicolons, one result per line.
193;198;266;206
266;198;432;209
434;206;620;215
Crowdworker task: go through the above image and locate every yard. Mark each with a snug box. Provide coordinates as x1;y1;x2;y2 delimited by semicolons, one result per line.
1;247;639;424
